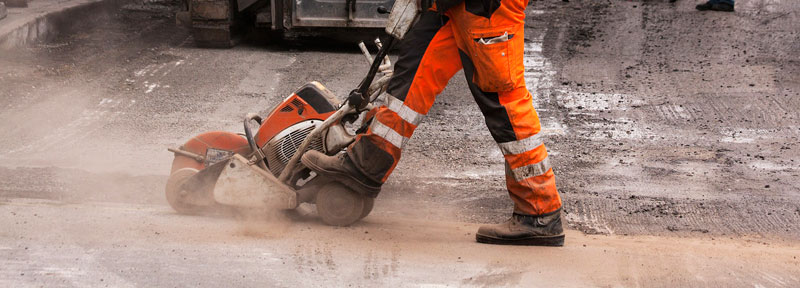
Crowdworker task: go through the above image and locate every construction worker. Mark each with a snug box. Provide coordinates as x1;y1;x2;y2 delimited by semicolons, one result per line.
302;0;565;246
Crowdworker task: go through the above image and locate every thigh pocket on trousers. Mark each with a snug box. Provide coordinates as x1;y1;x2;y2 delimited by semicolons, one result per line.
468;26;523;92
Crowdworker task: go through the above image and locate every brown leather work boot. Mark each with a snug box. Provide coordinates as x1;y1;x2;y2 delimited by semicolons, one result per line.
476;209;565;246
301;150;382;197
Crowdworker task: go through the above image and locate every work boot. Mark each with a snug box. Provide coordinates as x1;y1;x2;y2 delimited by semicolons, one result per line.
476;209;565;246
696;1;734;12
301;150;382;197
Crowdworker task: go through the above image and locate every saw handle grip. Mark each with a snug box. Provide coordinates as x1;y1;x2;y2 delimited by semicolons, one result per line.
350;36;396;109
243;113;267;166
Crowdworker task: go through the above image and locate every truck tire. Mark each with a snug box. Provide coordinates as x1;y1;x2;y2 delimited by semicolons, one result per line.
188;0;238;48
192;23;236;48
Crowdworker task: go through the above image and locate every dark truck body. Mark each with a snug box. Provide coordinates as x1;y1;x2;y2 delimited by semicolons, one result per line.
184;0;395;47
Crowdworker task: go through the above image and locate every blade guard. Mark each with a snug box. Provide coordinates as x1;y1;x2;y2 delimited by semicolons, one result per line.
212;154;298;210
385;0;419;40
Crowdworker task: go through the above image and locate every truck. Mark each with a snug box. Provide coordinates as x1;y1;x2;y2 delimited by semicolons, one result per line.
179;0;396;47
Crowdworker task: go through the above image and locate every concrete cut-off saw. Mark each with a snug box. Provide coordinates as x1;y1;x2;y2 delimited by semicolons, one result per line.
165;0;420;226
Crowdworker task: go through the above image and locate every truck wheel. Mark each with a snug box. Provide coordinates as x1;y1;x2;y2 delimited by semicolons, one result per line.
187;0;238;48
316;182;366;226
192;24;236;48
165;168;205;214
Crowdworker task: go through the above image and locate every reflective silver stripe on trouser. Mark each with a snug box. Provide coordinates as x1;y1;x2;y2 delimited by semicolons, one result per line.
385;94;425;126
509;157;552;182
371;120;408;149
497;134;544;155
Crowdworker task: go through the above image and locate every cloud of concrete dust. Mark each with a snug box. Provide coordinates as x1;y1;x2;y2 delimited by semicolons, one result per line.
0;9;172;210
230;206;294;238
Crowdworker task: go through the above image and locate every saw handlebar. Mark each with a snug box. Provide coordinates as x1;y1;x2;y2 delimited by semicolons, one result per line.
243;113;267;168
347;0;419;109
348;36;397;110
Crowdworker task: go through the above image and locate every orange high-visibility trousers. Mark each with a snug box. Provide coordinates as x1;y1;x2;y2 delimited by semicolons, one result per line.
347;0;562;215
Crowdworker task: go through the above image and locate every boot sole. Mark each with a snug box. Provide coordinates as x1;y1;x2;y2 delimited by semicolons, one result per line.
475;233;565;247
301;154;381;197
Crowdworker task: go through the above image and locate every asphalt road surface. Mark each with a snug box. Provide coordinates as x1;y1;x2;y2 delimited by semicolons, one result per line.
1;0;799;286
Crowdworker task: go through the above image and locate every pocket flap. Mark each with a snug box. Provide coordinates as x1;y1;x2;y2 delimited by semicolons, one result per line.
469;24;520;39
477;32;513;45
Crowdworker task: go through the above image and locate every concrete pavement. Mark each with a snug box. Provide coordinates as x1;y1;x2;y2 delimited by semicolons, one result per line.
1;197;798;287
0;0;799;286
0;0;113;49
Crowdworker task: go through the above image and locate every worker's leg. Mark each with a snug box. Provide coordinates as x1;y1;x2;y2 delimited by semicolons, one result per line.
348;12;463;184
448;0;564;245
460;53;561;216
302;11;463;193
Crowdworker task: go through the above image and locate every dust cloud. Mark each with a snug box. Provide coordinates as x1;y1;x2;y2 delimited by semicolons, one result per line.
232;207;294;238
0;0;201;234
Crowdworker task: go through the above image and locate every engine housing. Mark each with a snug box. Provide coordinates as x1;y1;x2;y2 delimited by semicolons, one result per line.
255;82;340;176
